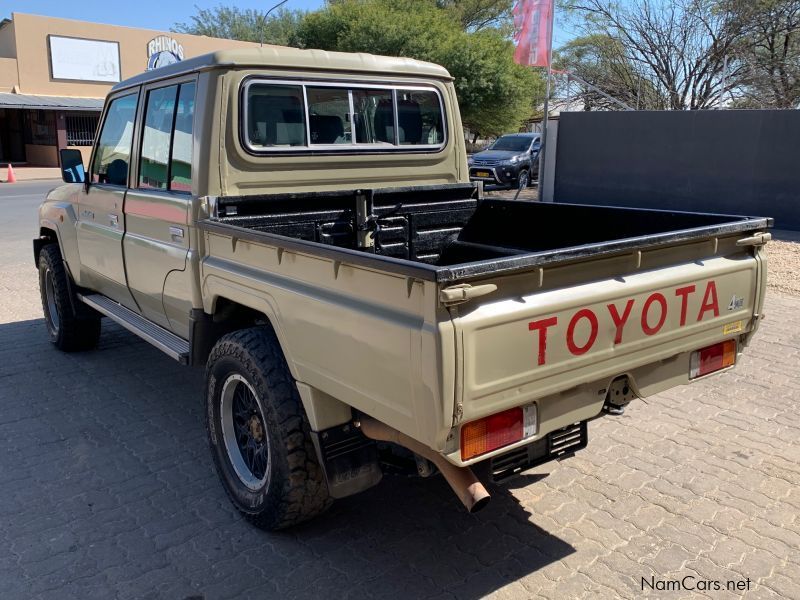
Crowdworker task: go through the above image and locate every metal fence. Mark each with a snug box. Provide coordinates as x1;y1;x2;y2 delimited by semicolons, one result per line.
65;113;99;146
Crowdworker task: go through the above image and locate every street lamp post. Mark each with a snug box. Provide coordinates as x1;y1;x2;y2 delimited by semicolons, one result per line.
259;0;290;47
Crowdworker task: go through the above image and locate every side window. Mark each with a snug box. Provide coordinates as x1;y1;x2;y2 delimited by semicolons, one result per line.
138;81;196;192
397;90;444;146
170;82;196;192
139;85;178;190
91;94;137;185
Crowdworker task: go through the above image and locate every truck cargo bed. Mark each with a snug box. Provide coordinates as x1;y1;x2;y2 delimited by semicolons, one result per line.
199;183;772;283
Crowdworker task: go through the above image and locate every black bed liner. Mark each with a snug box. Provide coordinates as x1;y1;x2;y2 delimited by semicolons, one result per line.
199;183;772;284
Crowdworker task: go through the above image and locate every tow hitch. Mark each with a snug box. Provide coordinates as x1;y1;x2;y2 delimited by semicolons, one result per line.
602;376;636;415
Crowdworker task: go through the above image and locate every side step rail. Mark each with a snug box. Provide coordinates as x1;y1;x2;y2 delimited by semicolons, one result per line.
78;293;190;364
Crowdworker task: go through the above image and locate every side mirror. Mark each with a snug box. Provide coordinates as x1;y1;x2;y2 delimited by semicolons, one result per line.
59;149;86;183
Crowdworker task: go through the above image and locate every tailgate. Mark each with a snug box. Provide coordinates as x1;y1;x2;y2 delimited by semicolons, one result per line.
452;253;760;424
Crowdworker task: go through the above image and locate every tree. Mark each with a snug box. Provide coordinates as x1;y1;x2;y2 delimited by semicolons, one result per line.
727;0;800;108
559;0;750;109
173;6;305;46
436;0;515;31
555;34;667;109
296;0;543;137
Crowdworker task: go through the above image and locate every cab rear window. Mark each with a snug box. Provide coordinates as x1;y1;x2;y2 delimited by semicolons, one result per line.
243;80;446;152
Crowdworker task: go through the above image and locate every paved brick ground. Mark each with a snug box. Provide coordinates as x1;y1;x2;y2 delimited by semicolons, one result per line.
2;188;798;598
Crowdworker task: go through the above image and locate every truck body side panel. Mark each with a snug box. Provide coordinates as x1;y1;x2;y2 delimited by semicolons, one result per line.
200;232;455;449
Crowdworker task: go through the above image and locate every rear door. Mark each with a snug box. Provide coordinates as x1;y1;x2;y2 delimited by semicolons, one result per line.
123;79;196;337
450;248;761;425
77;91;139;309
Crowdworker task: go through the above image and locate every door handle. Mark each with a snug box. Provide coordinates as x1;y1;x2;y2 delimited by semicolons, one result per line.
109;214;119;228
170;226;185;242
81;209;94;220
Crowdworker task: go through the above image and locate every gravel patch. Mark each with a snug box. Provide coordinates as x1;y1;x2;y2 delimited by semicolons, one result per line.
767;239;800;297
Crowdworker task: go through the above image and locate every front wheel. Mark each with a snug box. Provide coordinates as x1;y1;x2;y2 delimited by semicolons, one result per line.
38;244;101;351
205;326;331;530
517;170;529;189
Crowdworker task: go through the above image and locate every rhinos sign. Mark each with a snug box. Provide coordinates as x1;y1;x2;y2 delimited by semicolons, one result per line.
147;35;185;70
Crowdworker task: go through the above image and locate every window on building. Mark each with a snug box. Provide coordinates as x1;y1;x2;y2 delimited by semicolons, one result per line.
24;110;57;146
91;93;137;186
65;114;100;146
138;81;196;192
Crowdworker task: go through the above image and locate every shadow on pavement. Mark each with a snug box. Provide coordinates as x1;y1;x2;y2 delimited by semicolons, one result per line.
0;318;573;600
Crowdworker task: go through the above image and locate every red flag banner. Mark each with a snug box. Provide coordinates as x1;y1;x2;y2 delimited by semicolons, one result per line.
513;0;553;67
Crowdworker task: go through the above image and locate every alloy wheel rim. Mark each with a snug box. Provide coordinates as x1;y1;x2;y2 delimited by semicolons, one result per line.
44;268;60;334
220;374;270;490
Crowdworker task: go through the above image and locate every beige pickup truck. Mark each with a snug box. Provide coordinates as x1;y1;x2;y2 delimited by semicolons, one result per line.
35;48;771;530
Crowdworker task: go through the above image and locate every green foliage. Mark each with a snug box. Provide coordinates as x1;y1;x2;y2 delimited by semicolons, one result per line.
436;0;515;31
173;6;305;46
296;0;542;137
442;30;541;135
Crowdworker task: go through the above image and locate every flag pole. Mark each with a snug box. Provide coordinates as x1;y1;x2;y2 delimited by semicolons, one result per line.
537;2;555;201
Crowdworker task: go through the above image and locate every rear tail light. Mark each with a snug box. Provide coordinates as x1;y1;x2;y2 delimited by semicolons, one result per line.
460;405;537;461
690;339;736;379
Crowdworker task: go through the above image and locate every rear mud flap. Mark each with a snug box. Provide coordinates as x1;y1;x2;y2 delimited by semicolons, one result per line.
311;423;383;499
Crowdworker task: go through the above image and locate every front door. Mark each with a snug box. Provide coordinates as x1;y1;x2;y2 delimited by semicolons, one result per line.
76;92;139;309
123;80;196;337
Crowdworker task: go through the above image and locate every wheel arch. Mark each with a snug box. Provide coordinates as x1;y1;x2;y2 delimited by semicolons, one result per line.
36;200;81;284
196;293;352;433
194;290;297;378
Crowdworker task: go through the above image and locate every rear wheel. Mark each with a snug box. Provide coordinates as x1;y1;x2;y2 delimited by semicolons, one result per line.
205;326;331;530
38;244;101;351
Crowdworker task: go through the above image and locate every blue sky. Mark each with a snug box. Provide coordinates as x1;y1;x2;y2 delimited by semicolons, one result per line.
7;1;326;31
9;0;574;47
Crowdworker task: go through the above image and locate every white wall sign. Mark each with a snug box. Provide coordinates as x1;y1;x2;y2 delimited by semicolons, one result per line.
49;36;120;83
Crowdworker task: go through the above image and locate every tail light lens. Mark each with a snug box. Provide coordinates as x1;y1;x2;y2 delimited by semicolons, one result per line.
460;405;537;461
690;339;736;379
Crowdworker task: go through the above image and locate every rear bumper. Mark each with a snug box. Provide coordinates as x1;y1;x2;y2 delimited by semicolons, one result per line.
490;421;588;482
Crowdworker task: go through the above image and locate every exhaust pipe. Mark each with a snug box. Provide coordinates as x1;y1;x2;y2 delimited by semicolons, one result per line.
358;416;490;513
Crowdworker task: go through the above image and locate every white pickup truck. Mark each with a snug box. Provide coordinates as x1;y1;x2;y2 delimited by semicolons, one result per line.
35;47;770;529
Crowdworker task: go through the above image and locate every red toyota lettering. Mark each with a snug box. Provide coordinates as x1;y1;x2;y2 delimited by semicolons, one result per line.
566;309;598;355
641;292;667;336
697;280;719;321
528;316;558;365
607;299;635;345
674;285;696;326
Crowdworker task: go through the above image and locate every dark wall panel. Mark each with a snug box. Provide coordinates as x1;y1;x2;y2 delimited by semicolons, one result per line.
553;110;800;230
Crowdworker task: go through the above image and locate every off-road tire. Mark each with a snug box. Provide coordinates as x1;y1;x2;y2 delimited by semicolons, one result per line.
205;326;331;530
38;244;101;351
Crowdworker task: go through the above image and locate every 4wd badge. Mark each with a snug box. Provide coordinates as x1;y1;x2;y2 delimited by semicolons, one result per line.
728;294;745;310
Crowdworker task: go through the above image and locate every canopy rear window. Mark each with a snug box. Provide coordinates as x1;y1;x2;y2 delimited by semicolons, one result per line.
243;79;446;153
